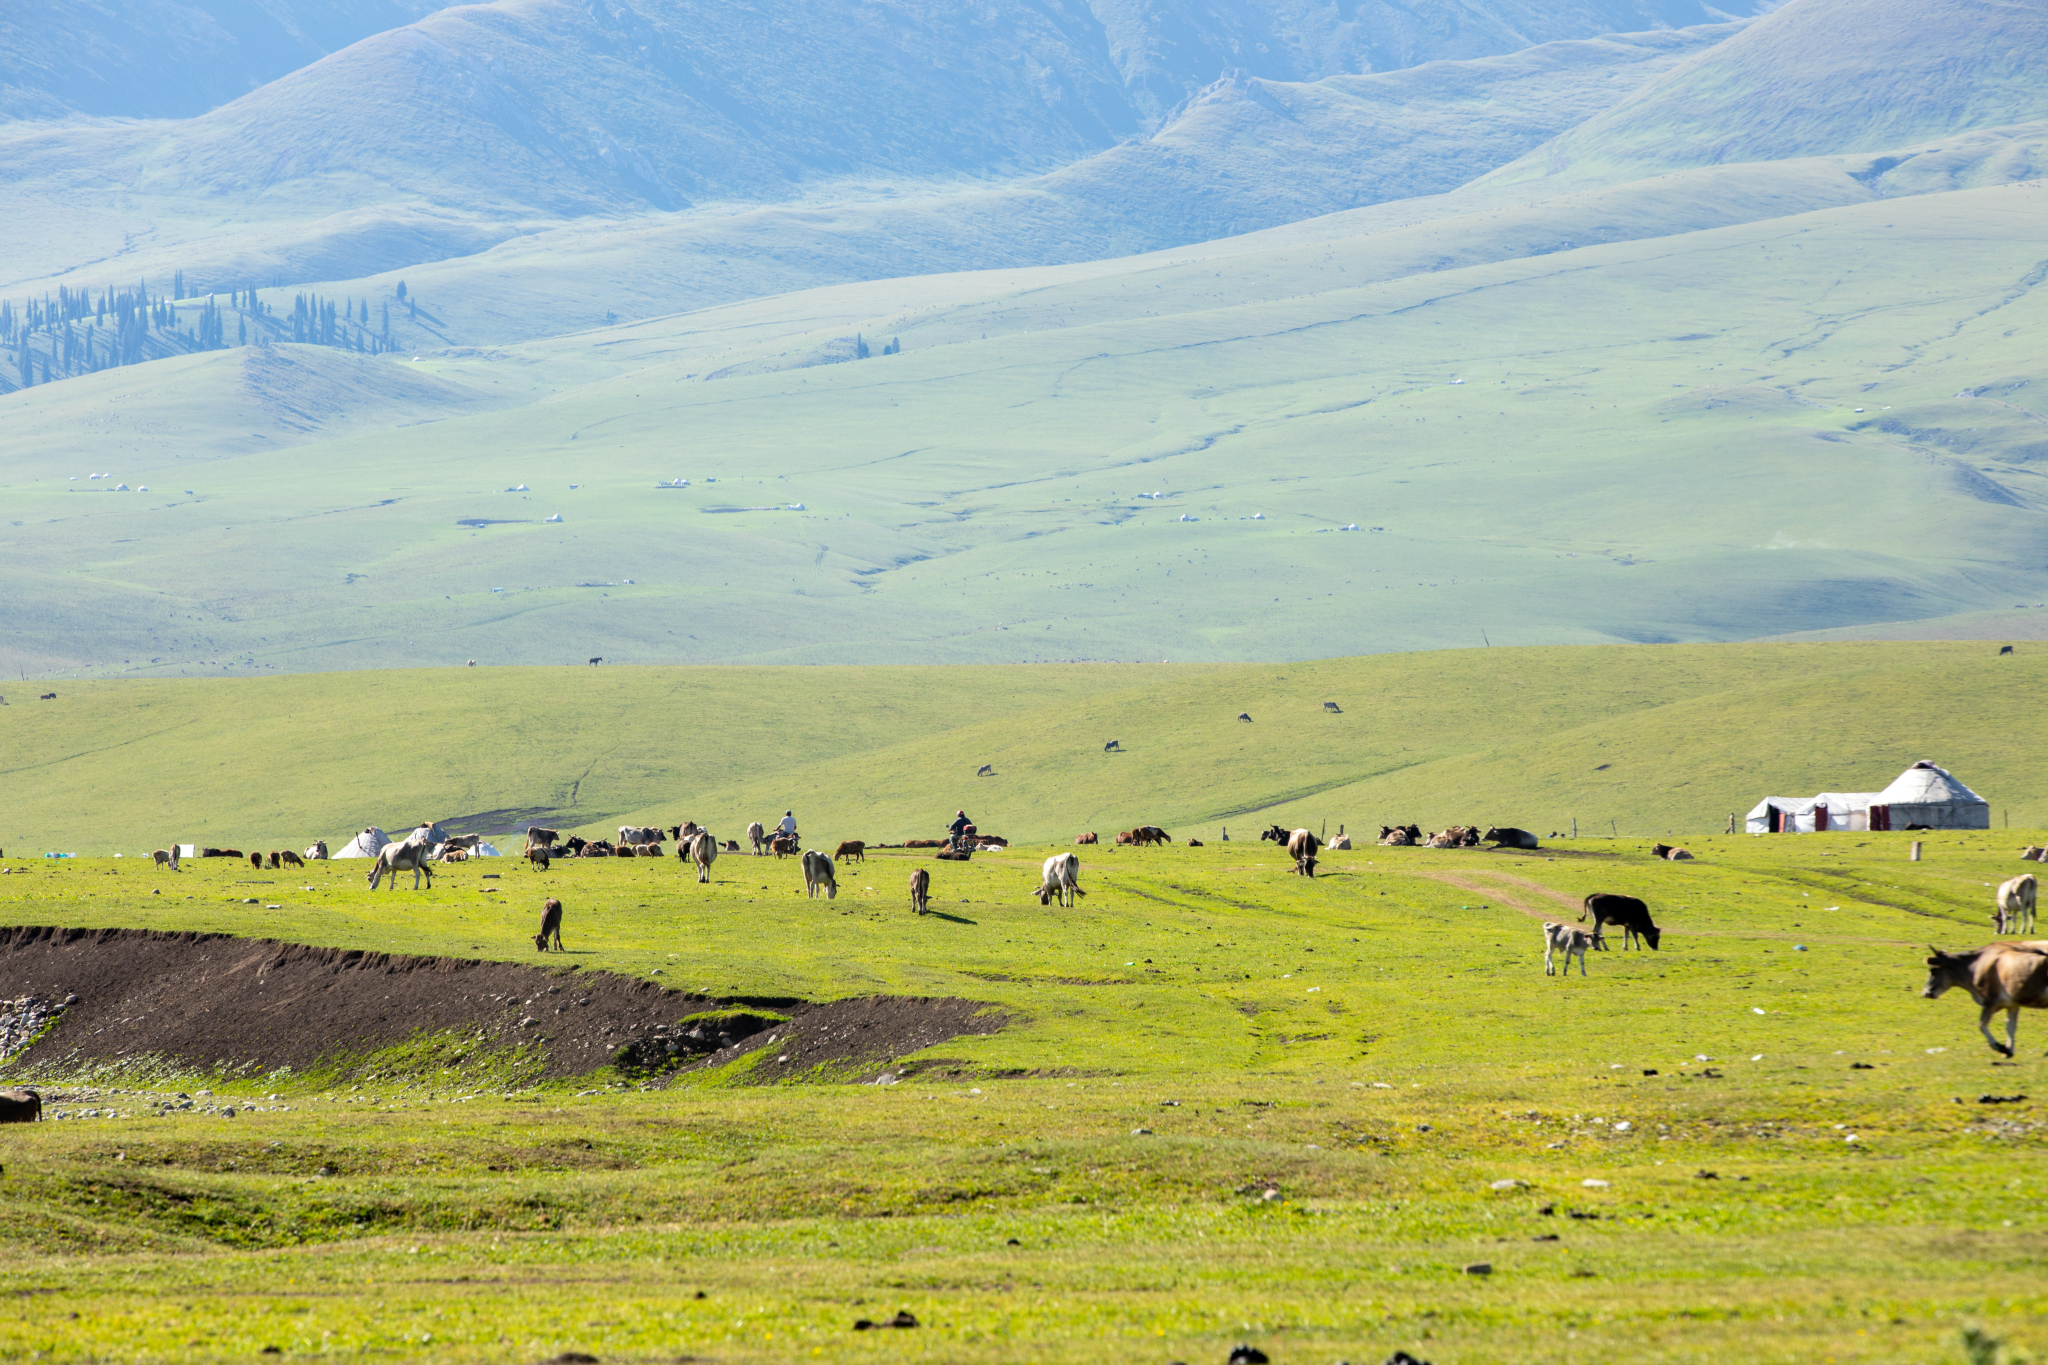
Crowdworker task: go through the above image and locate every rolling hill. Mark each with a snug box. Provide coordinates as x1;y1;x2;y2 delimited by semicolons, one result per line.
5;642;2045;852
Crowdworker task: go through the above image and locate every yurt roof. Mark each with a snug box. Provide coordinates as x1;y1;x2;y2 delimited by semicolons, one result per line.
1878;760;1986;806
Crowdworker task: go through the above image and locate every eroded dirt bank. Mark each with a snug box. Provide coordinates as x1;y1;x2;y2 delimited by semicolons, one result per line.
0;927;998;1082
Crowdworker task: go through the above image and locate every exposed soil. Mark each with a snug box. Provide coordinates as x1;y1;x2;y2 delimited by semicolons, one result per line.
0;927;1000;1083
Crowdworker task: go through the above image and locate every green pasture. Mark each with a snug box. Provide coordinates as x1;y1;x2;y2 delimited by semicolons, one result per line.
6;641;2048;853
0;829;2044;1362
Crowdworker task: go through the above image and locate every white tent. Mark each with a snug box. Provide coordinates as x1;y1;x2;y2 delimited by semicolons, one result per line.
1745;761;1988;833
334;827;388;858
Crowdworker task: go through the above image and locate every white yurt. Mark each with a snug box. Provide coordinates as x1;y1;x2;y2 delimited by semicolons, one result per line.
334;827;389;858
1745;761;1988;833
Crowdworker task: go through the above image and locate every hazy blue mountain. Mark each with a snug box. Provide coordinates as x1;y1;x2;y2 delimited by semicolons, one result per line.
0;0;450;121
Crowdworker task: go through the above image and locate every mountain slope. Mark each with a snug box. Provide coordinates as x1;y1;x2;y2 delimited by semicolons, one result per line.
1480;0;2048;192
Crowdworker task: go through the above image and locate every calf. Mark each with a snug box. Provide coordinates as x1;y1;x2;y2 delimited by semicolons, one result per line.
1287;828;1320;877
770;833;799;858
1997;874;2037;935
1187;838;1204;847
1580;893;1660;950
802;848;837;899
534;897;564;952
910;867;931;915
1036;852;1084;907
1544;922;1595;977
835;840;866;864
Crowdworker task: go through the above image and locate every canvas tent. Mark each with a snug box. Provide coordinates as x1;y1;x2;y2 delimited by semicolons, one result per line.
334;827;388;858
1745;761;1989;833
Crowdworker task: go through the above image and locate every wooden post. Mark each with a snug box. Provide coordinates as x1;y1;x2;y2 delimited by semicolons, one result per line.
1910;840;1923;862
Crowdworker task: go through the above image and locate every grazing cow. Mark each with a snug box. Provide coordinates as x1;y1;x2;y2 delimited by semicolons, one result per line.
534;897;564;952
1132;826;1169;846
0;1088;41;1123
2001;645;2015;655
770;833;799;858
1580;893;1661;950
1187;838;1204;847
835;841;866;864
1075;832;1099;845
748;822;767;855
1544;922;1595;977
1324;702;1342;713
802;848;838;899
619;825;662;847
249;851;263;868
910;867;931;915
1104;739;1121;752
38;693;54;701
1326;833;1351;850
1378;826;1414;847
1287;828;1320;877
690;830;719;883
589;657;602;666
1115;830;1135;846
1924;942;2048;1056
1036;852;1084;907
1237;712;1252;722
1484;826;1540;850
306;840;328;861
152;849;173;867
526;841;551;871
1260;825;1288;843
526;826;559;850
978;764;994;776
1997;874;2038;935
368;830;435;890
280;850;304;868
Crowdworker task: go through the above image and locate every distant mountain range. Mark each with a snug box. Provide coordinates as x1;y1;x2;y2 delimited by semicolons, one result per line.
2;0;2045;676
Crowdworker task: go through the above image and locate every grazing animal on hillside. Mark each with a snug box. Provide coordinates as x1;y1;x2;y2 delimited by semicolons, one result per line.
368;830;435;890
1287;828;1320;877
152;849;173;867
1997;874;2038;936
1115;830;1134;846
306;840;328;860
835;841;866;864
1260;825;1288;843
1036;852;1085;907
910;867;931;915
1580;893;1661;950
250;851;263;868
0;1088;42;1123
978;764;994;776
526;841;551;870
748;822;767;855
802;848;838;899
1104;739;1121;752
1075;832;1098;845
1326;833;1351;850
534;898;564;952
1324;702;1342;713
526;826;559;850
2001;645;2015;655
690;830;719;883
1237;712;1252;722
280;850;304;868
589;657;602;666
1544;922;1595;977
770;833;799;858
1131;825;1169;846
1924;942;2048;1056
1484;826;1540;850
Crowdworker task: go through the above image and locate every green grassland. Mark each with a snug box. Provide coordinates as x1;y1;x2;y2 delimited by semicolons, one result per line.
1;829;2044;1363
6;642;2048;853
5;175;2048;675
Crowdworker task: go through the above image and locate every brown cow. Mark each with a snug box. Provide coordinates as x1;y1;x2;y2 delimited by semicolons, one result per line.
1134;826;1170;846
1287;828;1320;876
280;850;304;868
1075;832;1099;845
534;897;564;952
905;838;946;849
1187;838;1204;847
910;867;931;915
770;833;799;858
835;841;866;864
152;849;173;867
0;1088;41;1123
249;851;263;868
1924;942;2048;1056
1115;830;1134;846
526;841;552;871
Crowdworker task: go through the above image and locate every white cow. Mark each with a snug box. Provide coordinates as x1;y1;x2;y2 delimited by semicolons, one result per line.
1997;874;2038;935
802;848;837;899
1036;852;1085;908
690;830;719;883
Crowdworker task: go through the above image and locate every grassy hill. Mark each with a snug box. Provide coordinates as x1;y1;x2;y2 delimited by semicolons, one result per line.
6;642;2045;852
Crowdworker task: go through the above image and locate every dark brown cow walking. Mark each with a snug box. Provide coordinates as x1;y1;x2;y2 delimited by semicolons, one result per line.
534;898;565;952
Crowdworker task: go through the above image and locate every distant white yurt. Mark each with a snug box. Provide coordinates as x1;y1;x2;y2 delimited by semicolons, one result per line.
1745;761;1989;833
334;827;388;858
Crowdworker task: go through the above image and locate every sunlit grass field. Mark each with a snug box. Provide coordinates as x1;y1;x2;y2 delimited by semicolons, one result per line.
1;826;2043;1363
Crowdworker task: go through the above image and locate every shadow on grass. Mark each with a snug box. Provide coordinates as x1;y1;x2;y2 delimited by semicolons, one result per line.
922;911;978;925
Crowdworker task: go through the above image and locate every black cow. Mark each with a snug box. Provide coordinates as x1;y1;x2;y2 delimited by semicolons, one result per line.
1484;826;1540;850
1259;824;1289;843
1580;893;1661;950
